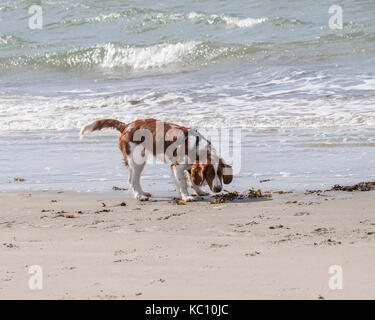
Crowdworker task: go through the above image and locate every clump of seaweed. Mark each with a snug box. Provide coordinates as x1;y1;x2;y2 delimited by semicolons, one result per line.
112;186;128;191
330;182;375;192
210;191;244;204
53;211;76;218
306;181;375;194
210;198;226;204
169;199;186;205
210;189;272;204
273;190;293;195
248;188;273;198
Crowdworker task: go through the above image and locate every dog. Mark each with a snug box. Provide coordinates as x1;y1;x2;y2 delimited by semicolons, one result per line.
80;118;233;201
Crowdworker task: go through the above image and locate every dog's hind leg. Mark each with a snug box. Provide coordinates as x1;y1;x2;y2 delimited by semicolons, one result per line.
128;144;151;201
128;160;150;201
128;166;133;188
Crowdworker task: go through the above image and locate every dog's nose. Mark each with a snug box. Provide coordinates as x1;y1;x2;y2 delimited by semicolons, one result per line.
213;186;222;193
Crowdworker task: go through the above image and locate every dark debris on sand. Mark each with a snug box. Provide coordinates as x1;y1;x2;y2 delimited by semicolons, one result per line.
306;181;375;194
210;189;272;204
330;182;375;192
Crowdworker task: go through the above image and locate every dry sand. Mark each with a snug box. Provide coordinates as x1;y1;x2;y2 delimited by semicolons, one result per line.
0;190;374;299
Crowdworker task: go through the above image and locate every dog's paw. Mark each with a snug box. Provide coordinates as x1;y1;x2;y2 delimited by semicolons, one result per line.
142;192;152;197
182;195;196;202
192;195;204;201
195;190;209;196
135;194;149;201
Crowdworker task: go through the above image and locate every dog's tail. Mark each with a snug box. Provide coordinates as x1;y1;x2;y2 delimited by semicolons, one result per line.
80;119;127;137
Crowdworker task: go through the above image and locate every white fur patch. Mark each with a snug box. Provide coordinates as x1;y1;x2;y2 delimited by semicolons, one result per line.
79;121;97;138
212;162;222;190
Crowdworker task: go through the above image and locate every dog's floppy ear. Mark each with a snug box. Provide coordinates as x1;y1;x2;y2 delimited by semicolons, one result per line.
191;162;204;186
221;159;233;185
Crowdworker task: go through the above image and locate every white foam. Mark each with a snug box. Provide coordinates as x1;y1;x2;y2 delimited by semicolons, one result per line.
215;15;268;28
347;78;375;91
0;34;12;46
1;89;375;132
188;12;268;28
187;12;206;20
86;13;122;23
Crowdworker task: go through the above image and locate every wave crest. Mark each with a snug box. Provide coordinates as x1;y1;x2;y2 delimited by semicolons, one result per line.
187;12;267;28
101;41;199;69
0;41;232;71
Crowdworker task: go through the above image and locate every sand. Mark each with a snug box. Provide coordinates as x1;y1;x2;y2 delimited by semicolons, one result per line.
0;190;374;300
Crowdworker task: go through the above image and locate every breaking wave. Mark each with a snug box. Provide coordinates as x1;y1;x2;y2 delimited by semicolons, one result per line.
187;12;268;28
0;41;256;72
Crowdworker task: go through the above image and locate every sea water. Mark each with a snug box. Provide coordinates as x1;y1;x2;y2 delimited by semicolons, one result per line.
1;0;374;194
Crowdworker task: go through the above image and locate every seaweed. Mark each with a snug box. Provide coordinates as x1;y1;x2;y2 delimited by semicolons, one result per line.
329;182;375;192
306;181;375;194
169;199;186;205
210;189;272;204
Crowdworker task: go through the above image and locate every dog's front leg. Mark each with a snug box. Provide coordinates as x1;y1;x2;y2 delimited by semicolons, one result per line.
171;165;195;202
184;170;209;196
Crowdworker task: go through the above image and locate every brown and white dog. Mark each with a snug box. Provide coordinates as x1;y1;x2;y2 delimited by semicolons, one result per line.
80;118;233;201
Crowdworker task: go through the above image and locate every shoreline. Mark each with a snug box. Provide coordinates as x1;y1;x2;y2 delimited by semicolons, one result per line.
2;128;375;194
1;190;375;299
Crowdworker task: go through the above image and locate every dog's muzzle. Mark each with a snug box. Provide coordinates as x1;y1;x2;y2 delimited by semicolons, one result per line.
213;186;222;193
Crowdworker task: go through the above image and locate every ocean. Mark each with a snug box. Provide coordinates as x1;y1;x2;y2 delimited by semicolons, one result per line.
1;0;375;194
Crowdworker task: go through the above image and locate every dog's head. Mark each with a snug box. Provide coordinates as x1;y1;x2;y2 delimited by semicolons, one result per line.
191;158;233;193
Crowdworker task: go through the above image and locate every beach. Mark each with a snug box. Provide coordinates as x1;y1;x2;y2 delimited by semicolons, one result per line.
1;190;374;299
